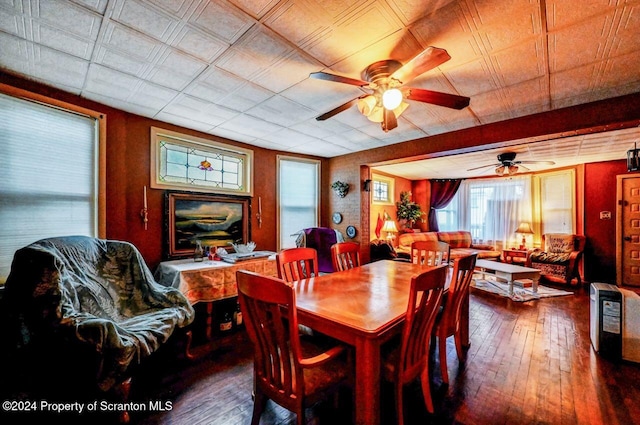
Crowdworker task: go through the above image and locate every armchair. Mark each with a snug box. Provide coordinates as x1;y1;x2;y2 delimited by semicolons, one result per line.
0;236;195;421
526;233;586;286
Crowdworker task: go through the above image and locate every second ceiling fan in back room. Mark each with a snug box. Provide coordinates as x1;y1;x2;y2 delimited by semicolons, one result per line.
309;46;470;132
467;152;556;176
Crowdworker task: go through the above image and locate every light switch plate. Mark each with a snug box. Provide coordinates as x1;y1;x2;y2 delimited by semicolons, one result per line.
600;211;612;220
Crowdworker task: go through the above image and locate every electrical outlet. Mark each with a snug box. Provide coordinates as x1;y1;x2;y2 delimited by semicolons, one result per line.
600;211;612;220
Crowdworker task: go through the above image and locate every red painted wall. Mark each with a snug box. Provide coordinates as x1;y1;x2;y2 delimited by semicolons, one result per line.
584;159;628;282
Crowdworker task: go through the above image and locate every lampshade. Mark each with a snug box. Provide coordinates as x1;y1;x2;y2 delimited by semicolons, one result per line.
382;88;403;110
515;222;534;234
507;165;519;175
381;220;398;233
357;95;377;117
495;165;505;175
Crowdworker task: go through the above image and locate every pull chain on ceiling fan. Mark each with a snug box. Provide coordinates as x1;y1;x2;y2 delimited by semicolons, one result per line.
309;47;470;132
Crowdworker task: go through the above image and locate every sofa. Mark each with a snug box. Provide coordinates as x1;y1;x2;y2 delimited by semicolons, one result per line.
396;231;501;261
526;233;585;286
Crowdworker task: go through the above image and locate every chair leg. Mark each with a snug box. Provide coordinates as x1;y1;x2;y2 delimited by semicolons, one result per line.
395;381;405;425
420;365;434;413
251;388;268;425
454;330;466;363
439;335;449;385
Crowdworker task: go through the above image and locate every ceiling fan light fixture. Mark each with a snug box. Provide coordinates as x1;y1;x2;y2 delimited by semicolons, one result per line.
393;101;409;118
366;105;384;122
357;95;377;116
382;88;403;110
508;165;519;174
495;165;506;175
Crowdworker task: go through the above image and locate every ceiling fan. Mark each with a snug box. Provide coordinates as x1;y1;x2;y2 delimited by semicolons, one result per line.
309;46;470;132
467;152;556;176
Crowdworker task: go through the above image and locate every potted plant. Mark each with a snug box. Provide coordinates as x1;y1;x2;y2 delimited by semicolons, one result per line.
395;191;424;230
331;180;349;198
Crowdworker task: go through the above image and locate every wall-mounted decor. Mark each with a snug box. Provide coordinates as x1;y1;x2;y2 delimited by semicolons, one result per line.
346;225;357;238
331;180;349;198
332;212;343;224
165;192;249;259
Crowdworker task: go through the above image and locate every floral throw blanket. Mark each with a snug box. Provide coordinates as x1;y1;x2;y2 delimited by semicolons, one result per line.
3;236;195;391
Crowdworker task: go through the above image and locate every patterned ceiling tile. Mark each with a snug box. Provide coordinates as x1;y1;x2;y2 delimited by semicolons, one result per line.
231;0;280;19
216;113;283;138
111;0;179;42
32;21;95;60
94;46;150;76
170;25;229;62
245;94;317;126
84;63;143;100
217;81;274;112
548;12;613;73
215;25;294;81
302;1;404;66
490;39;545;87
100;21;164;61
0;5;26;36
189;0;256;44
545;0;617;30
31;44;89;90
386;0;458;25
35;0;102;40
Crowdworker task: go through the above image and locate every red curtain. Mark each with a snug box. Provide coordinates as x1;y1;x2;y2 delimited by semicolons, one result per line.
428;179;462;231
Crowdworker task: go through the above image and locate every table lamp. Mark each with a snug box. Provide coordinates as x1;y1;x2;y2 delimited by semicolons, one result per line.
381;220;398;243
515;222;534;249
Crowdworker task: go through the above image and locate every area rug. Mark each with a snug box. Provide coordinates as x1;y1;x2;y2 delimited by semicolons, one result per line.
471;277;574;301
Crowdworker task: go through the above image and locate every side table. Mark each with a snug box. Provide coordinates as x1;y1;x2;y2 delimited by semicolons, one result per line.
502;248;528;265
155;254;277;350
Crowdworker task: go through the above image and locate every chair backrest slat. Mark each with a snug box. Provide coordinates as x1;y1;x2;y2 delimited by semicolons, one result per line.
277;247;319;282
331;242;361;272
410;240;450;266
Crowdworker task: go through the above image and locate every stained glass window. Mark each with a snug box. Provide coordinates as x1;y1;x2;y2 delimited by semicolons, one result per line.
371;174;394;204
151;127;253;195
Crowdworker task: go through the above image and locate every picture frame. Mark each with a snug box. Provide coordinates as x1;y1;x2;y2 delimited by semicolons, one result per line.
165;191;250;259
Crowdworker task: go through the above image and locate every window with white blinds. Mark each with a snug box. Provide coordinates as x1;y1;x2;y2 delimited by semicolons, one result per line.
537;170;575;234
0;90;100;283
278;156;320;250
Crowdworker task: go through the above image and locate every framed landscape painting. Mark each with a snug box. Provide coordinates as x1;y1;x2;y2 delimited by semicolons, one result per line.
165;192;249;258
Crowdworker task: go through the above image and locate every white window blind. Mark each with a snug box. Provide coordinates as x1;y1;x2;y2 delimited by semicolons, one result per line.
278;157;320;249
539;170;574;234
0;92;98;282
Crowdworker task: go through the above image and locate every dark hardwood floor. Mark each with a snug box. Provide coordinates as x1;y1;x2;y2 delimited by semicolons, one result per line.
5;284;640;425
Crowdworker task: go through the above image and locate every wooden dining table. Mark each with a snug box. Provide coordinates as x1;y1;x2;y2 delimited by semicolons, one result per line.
292;259;469;425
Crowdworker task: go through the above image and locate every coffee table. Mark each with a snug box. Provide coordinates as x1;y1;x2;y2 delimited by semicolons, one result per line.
475;259;541;296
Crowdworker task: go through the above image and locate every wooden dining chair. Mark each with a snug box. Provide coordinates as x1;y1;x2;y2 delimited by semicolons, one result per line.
236;270;351;425
381;264;447;422
411;240;450;266
277;247;319;281
331;242;361;271
433;253;477;385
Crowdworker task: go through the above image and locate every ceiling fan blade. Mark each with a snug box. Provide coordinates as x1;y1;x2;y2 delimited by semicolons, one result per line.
382;108;398;132
309;71;369;87
315;97;360;121
518;160;556;165
406;88;470;110
518;164;531;171
389;47;451;84
466;163;500;171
